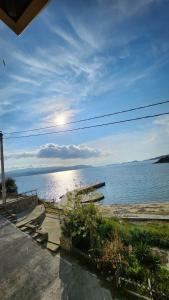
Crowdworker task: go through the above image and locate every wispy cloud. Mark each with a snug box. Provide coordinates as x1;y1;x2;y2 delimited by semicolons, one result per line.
1;0;169;168
153;115;169;135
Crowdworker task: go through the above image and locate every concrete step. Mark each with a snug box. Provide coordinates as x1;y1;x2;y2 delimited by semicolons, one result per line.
24;228;34;235
47;242;60;253
36;229;48;240
9;212;17;218
36;235;47;243
20;226;28;231
25;223;37;230
7;215;15;220
31;232;40;239
0;207;5;212
16;223;24;228
11;219;17;224
0;208;17;224
0;212;10;217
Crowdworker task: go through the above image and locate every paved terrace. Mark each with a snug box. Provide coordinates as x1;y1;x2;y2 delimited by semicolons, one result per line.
0;216;125;300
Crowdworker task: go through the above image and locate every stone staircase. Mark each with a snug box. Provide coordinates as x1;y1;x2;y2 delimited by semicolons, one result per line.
0;205;17;224
0;203;60;254
17;220;60;253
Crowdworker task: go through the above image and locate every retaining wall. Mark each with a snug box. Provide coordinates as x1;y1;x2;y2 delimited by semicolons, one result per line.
5;196;38;213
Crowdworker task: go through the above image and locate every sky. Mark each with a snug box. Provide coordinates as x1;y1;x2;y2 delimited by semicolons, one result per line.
0;0;169;171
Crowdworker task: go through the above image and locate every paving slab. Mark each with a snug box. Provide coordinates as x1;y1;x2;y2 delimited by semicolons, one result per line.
47;242;60;253
40;213;61;245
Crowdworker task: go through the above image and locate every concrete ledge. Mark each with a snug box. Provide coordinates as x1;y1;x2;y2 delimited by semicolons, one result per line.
16;204;45;228
1;196;38;214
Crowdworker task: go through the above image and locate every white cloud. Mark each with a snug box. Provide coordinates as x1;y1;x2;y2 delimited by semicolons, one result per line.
9;74;40;86
154;115;169;126
6;144;101;160
37;144;101;159
153;115;169;134
6;152;36;159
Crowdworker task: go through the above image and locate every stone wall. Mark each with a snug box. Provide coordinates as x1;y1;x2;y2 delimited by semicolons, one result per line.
5;196;39;213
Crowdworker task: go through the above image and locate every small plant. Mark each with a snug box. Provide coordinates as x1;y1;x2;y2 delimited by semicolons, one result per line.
134;242;160;272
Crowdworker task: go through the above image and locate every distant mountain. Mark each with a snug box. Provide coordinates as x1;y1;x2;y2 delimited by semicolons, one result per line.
7;165;92;177
105;154;169;167
154;155;169;164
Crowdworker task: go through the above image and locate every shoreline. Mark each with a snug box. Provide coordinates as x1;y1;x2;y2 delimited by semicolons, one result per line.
100;202;169;218
56;183;169;220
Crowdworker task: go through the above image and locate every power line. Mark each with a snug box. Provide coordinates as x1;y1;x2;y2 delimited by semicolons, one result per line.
4;99;169;135
4;111;169;140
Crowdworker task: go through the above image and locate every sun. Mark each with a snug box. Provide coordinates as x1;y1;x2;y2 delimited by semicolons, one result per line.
56;114;67;125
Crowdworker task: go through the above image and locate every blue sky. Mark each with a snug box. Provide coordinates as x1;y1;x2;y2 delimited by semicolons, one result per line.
0;0;169;170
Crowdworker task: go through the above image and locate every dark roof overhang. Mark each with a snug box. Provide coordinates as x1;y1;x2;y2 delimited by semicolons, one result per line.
0;0;50;35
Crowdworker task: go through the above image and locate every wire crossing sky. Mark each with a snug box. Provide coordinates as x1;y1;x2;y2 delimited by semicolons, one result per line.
4;111;169;140
1;0;169;170
4;99;169;135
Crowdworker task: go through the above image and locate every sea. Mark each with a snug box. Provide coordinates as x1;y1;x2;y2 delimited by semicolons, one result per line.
14;162;169;205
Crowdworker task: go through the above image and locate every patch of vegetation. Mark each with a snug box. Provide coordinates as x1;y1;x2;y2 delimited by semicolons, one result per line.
98;218;169;248
61;196;169;298
0;177;17;194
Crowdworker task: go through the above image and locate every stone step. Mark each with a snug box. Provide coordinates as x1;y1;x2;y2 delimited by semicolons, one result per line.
7;215;15;220
25;223;37;230
0;212;10;217
12;219;17;224
31;232;40;239
24;228;34;235
20;226;28;231
36;235;47;243
36;229;48;239
47;242;60;253
9;213;17;219
16;223;24;228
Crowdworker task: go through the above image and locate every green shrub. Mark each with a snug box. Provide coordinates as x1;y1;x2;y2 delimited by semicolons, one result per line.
134;243;160;271
0;177;17;193
97;219;116;239
151;267;169;297
124;253;145;282
62;195;102;251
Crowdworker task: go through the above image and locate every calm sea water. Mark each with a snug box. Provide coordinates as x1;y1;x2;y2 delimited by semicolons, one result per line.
14;162;169;205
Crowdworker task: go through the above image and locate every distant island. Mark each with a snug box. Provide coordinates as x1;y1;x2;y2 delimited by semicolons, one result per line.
155;155;169;164
7;165;92;177
7;153;169;177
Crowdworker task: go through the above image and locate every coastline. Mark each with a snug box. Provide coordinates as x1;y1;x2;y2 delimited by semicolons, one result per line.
101;202;169;214
56;183;169;220
100;202;169;221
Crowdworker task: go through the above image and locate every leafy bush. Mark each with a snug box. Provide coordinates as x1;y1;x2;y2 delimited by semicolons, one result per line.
123;253;145;282
0;177;17;193
151;267;169;297
62;195;102;251
134;243;160;271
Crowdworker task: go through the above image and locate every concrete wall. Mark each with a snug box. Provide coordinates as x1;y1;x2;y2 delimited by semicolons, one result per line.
6;196;38;213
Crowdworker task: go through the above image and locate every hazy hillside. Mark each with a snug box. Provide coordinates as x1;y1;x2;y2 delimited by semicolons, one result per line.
7;165;92;177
